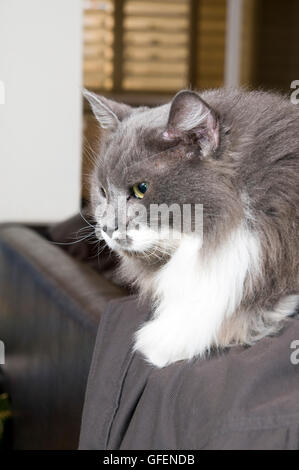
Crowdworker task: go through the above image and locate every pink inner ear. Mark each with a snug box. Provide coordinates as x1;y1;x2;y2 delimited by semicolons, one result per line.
212;128;219;149
207;114;219;149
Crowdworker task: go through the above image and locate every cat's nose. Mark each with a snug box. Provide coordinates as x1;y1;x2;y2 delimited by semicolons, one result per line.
102;224;118;238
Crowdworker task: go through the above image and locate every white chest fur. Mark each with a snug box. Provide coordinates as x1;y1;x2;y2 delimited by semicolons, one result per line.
134;225;261;367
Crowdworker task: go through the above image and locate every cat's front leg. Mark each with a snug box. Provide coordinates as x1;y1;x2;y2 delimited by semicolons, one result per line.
134;312;203;368
134;227;260;367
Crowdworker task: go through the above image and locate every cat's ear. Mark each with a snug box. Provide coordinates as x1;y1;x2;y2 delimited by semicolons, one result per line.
83;89;132;131
163;90;219;156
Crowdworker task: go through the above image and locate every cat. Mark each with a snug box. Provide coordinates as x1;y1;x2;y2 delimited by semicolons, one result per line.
84;88;299;368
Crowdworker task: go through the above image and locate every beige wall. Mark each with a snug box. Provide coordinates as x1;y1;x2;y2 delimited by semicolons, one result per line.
0;0;83;223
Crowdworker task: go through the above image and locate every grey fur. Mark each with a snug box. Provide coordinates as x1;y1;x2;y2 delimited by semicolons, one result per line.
85;88;299;349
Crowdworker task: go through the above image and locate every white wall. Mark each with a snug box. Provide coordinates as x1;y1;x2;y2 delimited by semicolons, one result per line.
0;0;83;223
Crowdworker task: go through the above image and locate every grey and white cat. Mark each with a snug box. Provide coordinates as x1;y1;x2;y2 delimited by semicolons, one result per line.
84;88;299;368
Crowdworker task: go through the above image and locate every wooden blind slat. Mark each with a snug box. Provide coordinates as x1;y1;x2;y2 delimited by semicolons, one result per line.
83;0;226;92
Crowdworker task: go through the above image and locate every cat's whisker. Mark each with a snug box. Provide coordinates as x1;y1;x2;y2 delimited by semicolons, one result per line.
51;232;94;246
74;224;95;235
79;210;95;229
83;137;99;166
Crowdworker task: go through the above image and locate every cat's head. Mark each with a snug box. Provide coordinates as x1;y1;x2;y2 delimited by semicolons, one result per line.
84;89;230;260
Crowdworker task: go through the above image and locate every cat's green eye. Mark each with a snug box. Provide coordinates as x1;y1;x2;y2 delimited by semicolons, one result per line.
132;182;149;199
101;186;107;198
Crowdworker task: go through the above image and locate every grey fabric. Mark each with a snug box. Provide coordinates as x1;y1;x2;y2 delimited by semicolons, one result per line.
0;225;126;449
79;296;299;450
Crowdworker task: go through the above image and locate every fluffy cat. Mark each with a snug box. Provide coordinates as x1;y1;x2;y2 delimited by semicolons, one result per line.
84;88;299;368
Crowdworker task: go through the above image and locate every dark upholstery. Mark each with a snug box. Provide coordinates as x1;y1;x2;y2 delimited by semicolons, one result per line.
1;222;299;450
0;224;126;449
79;296;299;450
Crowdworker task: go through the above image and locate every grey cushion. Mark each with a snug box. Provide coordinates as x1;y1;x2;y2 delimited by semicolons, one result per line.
0;225;126;449
79;296;299;450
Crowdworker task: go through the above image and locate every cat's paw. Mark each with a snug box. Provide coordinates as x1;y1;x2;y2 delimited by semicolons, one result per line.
133;319;198;368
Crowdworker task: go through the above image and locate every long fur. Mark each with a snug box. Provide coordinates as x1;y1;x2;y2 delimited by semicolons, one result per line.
85;88;299;368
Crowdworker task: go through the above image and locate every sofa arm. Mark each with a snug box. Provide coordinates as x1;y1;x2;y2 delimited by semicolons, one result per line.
0;225;126;449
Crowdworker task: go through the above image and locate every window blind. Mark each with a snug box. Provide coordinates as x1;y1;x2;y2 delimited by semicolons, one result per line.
122;0;191;91
196;0;226;89
83;0;114;89
83;0;192;92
